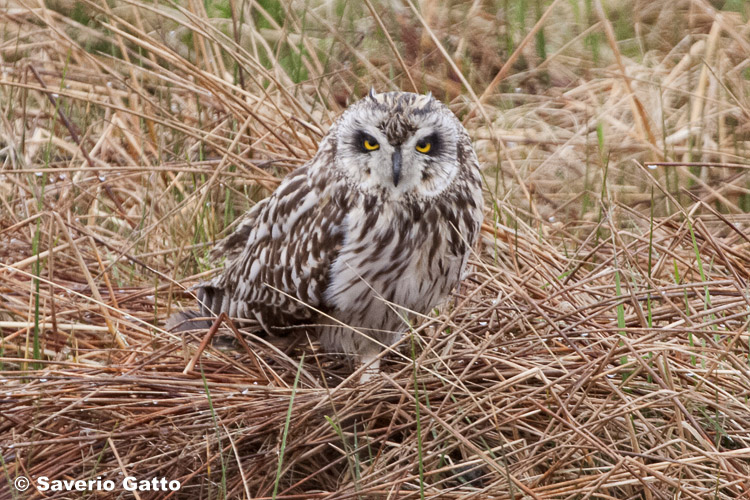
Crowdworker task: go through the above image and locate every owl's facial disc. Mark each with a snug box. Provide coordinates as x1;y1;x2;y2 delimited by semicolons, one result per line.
335;93;462;197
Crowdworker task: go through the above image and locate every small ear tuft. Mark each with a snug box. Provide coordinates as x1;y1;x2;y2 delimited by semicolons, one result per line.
368;87;378;100
425;90;433;99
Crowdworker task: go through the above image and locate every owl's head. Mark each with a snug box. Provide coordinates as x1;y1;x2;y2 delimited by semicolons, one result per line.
330;90;472;198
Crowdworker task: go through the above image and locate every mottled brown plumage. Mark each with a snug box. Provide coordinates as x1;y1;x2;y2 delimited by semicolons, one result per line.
169;90;484;379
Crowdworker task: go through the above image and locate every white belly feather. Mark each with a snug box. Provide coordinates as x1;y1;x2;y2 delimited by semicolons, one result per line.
322;200;467;358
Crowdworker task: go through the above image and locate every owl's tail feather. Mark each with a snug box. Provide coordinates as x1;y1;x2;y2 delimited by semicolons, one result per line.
166;284;224;332
165;309;214;332
197;284;225;316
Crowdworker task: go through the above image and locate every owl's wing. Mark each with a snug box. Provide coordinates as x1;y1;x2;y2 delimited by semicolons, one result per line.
210;197;270;263
198;165;349;331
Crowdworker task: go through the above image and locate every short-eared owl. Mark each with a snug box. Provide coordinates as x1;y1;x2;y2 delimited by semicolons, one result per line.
169;90;483;379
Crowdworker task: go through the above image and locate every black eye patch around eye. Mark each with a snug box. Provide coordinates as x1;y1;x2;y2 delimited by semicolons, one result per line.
354;131;380;152
417;133;440;155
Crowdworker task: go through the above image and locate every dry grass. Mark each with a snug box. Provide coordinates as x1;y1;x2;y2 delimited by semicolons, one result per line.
2;0;750;498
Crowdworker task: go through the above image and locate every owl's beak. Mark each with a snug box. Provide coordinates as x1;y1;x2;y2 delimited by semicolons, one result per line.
392;149;402;187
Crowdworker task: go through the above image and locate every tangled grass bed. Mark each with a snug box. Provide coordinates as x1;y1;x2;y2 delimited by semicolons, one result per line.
1;0;750;498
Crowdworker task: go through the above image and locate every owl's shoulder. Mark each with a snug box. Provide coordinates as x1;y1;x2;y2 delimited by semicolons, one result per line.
214;163;326;250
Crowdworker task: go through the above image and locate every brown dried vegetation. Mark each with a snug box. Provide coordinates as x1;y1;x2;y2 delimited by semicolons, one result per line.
1;0;749;498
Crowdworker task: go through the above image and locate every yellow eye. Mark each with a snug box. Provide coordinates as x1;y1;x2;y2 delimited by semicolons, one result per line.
363;138;379;151
416;140;431;153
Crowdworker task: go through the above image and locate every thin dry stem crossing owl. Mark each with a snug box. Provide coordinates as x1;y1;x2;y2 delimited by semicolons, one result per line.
169;90;483;379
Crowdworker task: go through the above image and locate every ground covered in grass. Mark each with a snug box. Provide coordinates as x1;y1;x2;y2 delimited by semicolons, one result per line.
1;0;749;498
